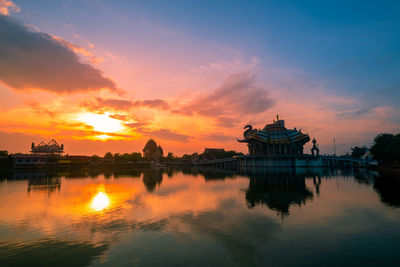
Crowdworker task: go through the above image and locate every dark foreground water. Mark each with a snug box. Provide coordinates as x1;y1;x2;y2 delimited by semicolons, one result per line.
0;167;400;267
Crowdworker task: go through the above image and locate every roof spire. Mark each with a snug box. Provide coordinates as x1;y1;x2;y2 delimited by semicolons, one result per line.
276;114;279;121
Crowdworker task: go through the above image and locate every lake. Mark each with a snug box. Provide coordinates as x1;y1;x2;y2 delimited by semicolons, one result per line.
0;167;399;267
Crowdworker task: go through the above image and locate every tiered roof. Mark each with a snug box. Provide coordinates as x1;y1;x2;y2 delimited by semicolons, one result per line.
244;119;310;145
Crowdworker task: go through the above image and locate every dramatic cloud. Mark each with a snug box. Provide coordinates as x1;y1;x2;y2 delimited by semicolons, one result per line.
0;15;117;93
0;0;19;15
139;128;191;142
174;73;275;127
82;97;169;111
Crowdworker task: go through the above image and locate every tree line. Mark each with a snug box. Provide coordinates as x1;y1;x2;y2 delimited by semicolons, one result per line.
96;139;164;162
350;133;400;164
94;139;243;163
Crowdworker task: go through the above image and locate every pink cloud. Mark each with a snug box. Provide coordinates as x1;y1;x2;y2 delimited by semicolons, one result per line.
173;73;275;128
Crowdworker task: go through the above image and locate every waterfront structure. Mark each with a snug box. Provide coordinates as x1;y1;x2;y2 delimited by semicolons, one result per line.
238;115;310;156
234;116;330;167
31;139;64;154
11;153;48;168
9;139;65;168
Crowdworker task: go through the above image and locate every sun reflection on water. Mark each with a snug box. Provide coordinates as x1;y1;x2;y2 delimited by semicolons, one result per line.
90;191;110;211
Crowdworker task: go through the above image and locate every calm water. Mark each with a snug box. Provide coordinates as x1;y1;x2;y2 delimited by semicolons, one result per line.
0;167;400;267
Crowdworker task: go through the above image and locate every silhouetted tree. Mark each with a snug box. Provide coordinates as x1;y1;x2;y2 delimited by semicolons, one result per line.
166;152;175;161
131;152;142;162
350;146;368;158
191;152;199;161
113;153;121;161
90;155;101;162
114;153;132;162
370;133;400;164
104;152;113;159
182;154;192;161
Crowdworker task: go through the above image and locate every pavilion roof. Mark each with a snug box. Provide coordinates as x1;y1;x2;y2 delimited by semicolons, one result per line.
245;121;310;145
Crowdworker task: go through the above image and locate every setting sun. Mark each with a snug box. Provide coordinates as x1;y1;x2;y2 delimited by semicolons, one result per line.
77;112;125;133
90;191;110;211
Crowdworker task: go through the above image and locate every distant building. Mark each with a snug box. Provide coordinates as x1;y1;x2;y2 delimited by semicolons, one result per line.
10;140;67;168
11;153;48;168
238;115;310;156
31;139;64;155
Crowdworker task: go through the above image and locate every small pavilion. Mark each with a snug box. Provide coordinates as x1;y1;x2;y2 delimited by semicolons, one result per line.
238;115;310;156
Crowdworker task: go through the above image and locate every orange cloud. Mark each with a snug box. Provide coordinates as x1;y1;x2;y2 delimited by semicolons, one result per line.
0;0;19;15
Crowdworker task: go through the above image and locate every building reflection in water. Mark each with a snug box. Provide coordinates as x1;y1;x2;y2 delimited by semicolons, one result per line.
243;167;319;217
142;168;163;192
2;166;397;215
6;171;63;194
313;175;321;195
28;176;61;194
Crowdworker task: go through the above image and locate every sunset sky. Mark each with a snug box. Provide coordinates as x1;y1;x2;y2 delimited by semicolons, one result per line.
0;0;399;156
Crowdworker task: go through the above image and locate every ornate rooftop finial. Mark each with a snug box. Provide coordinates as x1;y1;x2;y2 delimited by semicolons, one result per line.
311;138;319;156
276;114;279;121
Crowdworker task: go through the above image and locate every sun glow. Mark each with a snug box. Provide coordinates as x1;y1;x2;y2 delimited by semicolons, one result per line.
90;191;110;211
95;134;112;140
77;112;125;133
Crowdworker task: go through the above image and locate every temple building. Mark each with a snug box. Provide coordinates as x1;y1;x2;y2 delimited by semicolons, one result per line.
238;115;310;156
